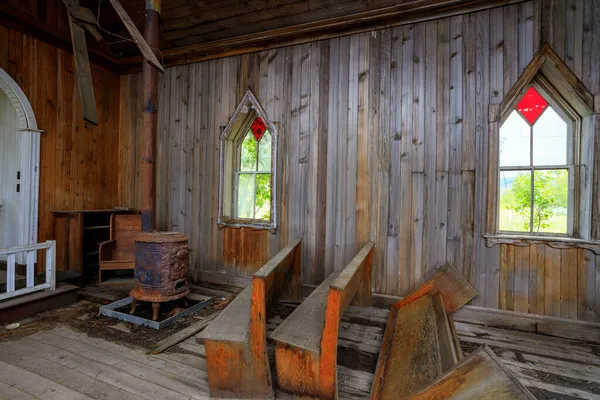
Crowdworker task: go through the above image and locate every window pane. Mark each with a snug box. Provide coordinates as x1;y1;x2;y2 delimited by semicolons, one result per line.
255;173;271;220
240;131;257;171
251;116;267;141
533;169;568;234
500;111;530;167
499;170;531;232
532;107;568;166
237;173;255;218
516;86;548;125
257;131;272;171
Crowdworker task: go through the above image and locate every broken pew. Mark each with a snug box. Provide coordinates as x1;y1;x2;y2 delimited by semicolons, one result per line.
371;266;477;400
270;242;374;400
409;346;536;399
198;238;302;399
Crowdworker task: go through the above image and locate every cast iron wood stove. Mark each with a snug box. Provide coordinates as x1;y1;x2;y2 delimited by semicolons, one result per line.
130;231;190;320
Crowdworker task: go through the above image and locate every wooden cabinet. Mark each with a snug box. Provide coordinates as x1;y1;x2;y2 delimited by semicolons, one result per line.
53;209;135;280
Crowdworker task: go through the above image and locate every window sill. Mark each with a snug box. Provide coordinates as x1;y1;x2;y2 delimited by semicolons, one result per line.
485;234;600;254
217;218;277;233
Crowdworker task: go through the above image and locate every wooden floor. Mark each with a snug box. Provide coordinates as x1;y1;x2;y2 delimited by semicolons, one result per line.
0;303;599;399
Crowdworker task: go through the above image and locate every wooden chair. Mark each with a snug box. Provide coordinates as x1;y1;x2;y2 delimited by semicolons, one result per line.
198;238;302;399
370;266;477;400
410;346;536;399
269;242;374;400
98;214;142;284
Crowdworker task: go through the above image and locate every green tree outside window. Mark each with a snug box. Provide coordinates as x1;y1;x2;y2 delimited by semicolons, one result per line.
237;130;272;220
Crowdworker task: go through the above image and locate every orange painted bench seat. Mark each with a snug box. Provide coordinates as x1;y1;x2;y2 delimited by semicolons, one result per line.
270;242;374;400
198;238;302;399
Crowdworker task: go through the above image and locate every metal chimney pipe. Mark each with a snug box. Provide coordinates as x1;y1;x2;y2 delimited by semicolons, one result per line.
141;0;161;231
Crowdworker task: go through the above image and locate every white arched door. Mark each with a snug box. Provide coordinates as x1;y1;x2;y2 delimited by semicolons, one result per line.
0;68;40;260
0;90;24;250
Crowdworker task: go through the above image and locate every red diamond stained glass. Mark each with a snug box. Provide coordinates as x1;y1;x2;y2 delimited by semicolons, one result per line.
517;87;548;125
251;117;267;141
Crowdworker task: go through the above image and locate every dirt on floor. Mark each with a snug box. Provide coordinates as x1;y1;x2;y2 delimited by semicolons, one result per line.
0;286;233;349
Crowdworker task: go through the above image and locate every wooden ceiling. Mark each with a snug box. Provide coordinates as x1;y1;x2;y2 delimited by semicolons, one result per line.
2;0;527;71
111;0;419;49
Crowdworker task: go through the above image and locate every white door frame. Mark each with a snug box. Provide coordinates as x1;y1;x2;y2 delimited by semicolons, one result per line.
0;67;41;248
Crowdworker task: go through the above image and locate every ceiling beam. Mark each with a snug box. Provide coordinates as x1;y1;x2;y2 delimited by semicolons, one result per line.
0;4;122;70
120;0;527;71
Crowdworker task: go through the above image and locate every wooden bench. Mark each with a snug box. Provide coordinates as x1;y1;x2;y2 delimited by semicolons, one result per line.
270;242;374;400
98;214;141;283
410;346;536;399
198;238;302;399
370;266;477;400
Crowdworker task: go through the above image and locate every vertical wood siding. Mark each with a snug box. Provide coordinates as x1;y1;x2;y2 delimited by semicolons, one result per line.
0;25;122;269
119;0;600;321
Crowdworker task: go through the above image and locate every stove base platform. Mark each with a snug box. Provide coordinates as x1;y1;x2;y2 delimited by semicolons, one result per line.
99;294;212;329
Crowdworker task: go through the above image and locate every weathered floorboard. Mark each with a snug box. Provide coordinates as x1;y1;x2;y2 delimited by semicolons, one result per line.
2;298;600;400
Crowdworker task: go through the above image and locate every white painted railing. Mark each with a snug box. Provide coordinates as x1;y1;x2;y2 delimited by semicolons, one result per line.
0;240;56;301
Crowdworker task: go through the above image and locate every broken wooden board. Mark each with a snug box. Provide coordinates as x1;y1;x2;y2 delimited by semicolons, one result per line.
108;0;164;72
66;12;98;125
270;242;374;400
199;239;302;399
409;346;536;399
371;266;475;400
373;292;462;399
151;311;220;354
61;0;102;41
392;265;477;313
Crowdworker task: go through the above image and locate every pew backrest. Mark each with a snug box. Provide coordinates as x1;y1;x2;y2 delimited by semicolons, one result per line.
200;238;302;399
270;242;374;400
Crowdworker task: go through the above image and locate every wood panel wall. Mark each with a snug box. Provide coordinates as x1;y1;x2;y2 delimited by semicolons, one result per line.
0;24;122;265
118;0;600;321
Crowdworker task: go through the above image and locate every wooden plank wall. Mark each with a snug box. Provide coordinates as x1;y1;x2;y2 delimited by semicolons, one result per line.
118;0;600;322
0;21;122;268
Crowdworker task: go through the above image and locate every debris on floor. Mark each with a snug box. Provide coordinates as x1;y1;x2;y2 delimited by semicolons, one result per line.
0;280;240;348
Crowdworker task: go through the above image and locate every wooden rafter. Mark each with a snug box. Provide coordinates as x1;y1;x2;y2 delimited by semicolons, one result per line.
0;4;121;68
108;0;164;73
60;0;165;124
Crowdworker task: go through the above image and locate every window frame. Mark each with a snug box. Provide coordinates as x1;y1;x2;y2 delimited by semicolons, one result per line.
218;90;278;232
485;45;598;250
497;80;578;237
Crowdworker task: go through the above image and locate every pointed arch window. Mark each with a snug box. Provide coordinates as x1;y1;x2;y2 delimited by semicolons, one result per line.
218;90;277;230
498;85;574;235
487;45;597;243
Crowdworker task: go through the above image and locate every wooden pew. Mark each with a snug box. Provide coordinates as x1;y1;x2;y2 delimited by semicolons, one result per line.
270;242;374;400
370;266;477;400
198;238;302;399
410;346;536;399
